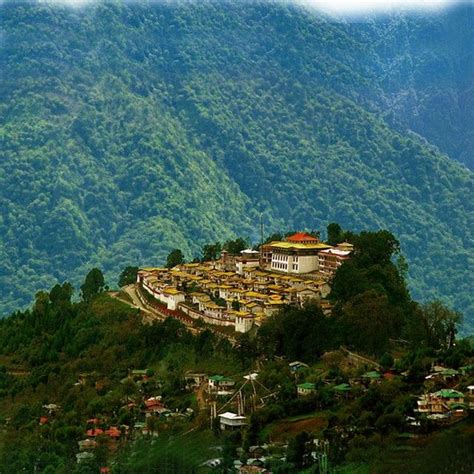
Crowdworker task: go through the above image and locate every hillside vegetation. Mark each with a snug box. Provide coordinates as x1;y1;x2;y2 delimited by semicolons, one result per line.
0;1;472;328
0;241;471;472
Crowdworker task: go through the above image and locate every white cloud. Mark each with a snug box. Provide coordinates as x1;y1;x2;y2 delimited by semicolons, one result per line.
294;0;466;15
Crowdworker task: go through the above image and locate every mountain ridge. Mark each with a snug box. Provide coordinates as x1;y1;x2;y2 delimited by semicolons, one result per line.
0;1;472;328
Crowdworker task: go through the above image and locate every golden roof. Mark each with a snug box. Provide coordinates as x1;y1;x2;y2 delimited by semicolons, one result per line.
269;241;331;250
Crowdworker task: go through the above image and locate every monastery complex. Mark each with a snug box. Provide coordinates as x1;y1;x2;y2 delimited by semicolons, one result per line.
136;232;353;334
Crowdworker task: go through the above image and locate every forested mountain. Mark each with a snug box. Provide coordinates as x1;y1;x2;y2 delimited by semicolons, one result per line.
0;1;473;328
349;7;474;169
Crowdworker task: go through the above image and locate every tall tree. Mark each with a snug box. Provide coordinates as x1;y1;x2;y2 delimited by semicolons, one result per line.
202;242;221;261
223;238;247;255
326;223;343;245
166;249;184;268
118;266;139;287
80;268;105;302
420;301;462;350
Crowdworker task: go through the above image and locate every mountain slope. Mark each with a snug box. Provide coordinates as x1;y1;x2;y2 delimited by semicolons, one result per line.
348;5;474;169
0;1;472;327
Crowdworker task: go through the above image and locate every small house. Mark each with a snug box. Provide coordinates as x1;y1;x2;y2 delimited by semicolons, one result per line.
289;361;309;372
333;383;351;399
208;375;235;393
297;382;316;396
218;412;247;430
361;371;382;384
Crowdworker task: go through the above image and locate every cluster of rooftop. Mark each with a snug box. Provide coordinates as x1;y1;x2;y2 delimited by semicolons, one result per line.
137;232;353;333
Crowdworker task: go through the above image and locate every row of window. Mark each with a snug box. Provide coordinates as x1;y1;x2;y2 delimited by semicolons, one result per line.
273;254;300;262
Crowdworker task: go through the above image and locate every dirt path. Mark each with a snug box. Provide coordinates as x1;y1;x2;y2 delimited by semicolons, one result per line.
111;285;166;324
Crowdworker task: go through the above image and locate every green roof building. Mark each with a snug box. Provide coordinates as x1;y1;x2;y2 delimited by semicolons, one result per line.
297;382;316;396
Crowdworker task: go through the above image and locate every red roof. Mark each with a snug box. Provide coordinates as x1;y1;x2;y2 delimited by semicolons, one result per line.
86;428;104;437
105;427;121;438
286;232;319;243
145;398;164;408
100;468;110;474
39;416;48;425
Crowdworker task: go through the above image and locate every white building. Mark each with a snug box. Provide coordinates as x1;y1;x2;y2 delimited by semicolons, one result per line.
234;312;255;333
266;233;331;275
318;245;352;278
160;288;185;310
218;412;247;430
235;249;260;275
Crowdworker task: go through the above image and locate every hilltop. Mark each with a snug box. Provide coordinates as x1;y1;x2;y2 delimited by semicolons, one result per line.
0;229;472;472
0;1;472;328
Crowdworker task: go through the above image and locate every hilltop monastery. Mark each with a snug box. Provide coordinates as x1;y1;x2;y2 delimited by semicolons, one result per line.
136;232;352;333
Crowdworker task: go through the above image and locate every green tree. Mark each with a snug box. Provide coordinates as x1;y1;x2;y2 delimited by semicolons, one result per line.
118;266;139;287
326;223;343;245
166;249;185;268
80;268;105;302
223;237;248;255
379;352;394;371
354;230;400;267
420;301;462;350
202;242;221;261
342;290;403;355
287;431;311;468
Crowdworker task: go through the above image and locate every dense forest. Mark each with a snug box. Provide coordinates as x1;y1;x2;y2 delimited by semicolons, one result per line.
0;1;472;329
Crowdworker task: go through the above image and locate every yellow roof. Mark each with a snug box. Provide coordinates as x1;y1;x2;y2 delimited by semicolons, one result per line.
184;263;200;268
141;267;167;272
245;302;261;308
245;291;268;299
269;241;331;250
229;310;253;317
163;288;183;295
197;295;211;302
205;302;223;309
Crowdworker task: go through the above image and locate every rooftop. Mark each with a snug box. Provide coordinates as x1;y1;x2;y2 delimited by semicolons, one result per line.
286;232;319;243
269;241;331;250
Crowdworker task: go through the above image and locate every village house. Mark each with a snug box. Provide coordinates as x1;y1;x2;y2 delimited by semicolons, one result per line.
333;383;352;399
297;382;317;396
218;412;247;430
416;389;465;415
466;386;474;410
289;361;309;372
185;372;208;389
144;396;168;416
361;371;382;385
208;375;235;394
